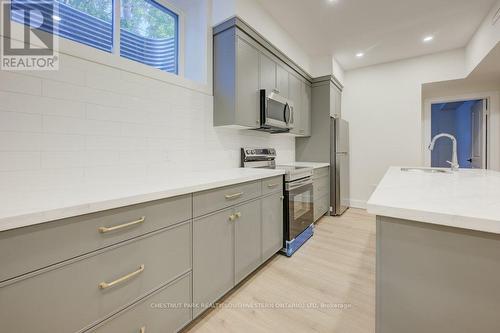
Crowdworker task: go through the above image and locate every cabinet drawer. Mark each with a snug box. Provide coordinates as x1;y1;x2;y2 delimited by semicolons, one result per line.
313;166;329;179
90;273;192;333
0;221;192;333
262;176;283;195
314;195;330;222
313;176;330;199
0;194;191;283
193;180;261;217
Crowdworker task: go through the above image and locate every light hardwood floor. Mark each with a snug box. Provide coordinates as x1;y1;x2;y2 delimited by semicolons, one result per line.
184;208;376;333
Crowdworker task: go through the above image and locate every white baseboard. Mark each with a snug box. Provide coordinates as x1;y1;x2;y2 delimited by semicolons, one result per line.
349;199;367;209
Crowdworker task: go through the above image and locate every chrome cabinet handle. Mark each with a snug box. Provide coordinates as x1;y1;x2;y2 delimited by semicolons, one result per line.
235;212;242;219
229;214;237;222
99;265;145;290
98;217;145;234
225;192;243;200
267;183;279;188
139;327;146;333
280;196;285;200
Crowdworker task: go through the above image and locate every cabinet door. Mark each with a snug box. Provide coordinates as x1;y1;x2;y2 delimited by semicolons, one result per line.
330;82;342;118
235;199;262;284
301;81;311;137
236;36;260;127
193;208;235;318
262;192;284;262
259;53;277;92
288;73;302;135
276;65;289;98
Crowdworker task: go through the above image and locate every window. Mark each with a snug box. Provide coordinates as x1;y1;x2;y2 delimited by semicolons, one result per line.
120;0;178;74
11;0;113;53
11;0;179;74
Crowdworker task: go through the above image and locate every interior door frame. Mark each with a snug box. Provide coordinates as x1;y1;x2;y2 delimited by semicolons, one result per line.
423;91;499;169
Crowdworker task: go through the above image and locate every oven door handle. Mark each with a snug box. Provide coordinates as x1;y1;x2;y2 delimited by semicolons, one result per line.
287;178;313;191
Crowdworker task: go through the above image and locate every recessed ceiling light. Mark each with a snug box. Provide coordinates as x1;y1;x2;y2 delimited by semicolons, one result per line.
356;52;364;58
423;36;434;43
52;15;62;22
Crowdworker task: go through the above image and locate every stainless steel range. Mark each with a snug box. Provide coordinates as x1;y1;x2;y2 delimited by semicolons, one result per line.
241;148;314;256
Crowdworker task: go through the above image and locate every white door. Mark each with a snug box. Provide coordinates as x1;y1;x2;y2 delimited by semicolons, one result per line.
470;100;486;169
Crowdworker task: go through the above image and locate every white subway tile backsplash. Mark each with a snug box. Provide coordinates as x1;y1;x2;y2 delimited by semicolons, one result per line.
0;132;41;151
0;72;42;95
0;53;295;189
0;152;41;171
41;134;85;151
0;111;42;132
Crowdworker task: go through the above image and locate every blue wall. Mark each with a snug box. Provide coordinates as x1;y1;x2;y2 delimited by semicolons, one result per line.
431;100;481;168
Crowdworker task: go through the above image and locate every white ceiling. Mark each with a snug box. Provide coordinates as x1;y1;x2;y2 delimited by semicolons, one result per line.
257;0;497;70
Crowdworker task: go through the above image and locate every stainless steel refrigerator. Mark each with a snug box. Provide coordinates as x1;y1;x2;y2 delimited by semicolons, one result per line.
330;117;349;215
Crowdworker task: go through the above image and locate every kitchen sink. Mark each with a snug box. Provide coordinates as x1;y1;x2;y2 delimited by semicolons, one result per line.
401;167;452;174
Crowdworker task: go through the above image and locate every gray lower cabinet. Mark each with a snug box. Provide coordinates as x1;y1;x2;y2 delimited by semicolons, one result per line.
0;222;192;333
1;176;284;331
313;167;330;221
90;273;192;333
262;192;284;261
235;199;262;284
193;207;235;318
0;194;191;283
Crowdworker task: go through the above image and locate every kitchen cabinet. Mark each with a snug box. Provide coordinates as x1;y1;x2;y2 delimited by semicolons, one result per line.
277;65;289;98
262;191;284;262
235;199;262;284
301;82;312;136
313;166;330;221
236;36;260;127
289;76;311;137
330;82;342;118
213;31;260;128
0;175;284;332
193;207;235;318
259;52;277;92
289;73;302;136
213;19;313;132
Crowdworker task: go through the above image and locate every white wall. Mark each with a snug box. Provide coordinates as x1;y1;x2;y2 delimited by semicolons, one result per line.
465;0;500;73
342;49;466;208
0;53;295;192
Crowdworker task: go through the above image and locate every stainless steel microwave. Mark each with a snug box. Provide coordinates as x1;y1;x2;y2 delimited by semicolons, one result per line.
258;89;294;133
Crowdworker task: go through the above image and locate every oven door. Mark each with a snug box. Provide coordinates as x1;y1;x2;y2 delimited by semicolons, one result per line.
284;178;314;241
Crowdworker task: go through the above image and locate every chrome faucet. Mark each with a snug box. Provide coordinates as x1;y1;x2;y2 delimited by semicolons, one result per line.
428;133;459;171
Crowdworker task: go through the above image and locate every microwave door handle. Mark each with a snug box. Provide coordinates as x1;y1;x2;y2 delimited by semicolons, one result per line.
284;103;290;124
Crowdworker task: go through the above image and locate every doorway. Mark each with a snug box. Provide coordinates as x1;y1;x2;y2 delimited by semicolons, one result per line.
430;99;488;169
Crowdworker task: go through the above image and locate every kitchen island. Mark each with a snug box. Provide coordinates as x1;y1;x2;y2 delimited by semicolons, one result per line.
367;167;500;333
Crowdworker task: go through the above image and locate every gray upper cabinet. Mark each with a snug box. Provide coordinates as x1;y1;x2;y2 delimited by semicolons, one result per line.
330;82;342;118
259;52;277;92
213;30;260;128
276;65;289;98
236;37;260;127
262;192;283;262
302;81;312;137
213;21;313;134
235;199;262;284
288;73;302;136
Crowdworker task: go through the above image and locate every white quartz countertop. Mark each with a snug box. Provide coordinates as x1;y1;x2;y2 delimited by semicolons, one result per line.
0;168;285;232
284;162;330;169
367;167;500;234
